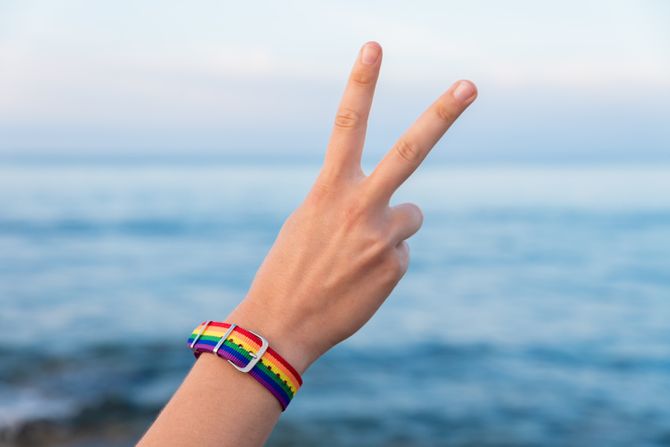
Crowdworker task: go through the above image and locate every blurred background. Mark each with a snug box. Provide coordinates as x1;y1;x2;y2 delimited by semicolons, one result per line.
1;1;669;446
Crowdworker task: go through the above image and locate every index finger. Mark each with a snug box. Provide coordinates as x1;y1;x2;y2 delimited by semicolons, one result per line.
322;42;382;179
367;80;477;201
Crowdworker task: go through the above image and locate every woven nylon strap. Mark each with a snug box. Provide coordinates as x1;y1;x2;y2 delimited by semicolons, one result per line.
187;321;303;410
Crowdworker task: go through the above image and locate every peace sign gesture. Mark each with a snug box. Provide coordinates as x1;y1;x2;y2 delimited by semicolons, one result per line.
140;41;477;446
324;41;476;202
228;41;477;374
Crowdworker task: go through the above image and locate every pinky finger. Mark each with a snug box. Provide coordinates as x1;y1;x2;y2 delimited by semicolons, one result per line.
396;240;410;275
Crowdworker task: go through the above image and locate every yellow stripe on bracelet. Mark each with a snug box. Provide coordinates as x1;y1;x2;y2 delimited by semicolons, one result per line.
187;321;303;410
197;323;302;392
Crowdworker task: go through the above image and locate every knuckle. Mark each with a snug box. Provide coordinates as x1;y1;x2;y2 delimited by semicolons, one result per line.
334;107;362;130
363;226;394;255
436;101;458;123
317;163;345;185
306;178;333;204
343;198;367;223
350;68;374;86
394;138;423;163
406;203;424;224
398;241;410;267
378;231;396;252
396;202;423;219
385;251;407;281
341;193;376;231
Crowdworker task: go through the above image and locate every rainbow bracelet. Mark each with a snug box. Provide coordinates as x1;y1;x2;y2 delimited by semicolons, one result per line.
187;321;303;411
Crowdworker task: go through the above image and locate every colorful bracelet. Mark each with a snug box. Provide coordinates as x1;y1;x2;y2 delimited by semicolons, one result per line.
187;321;303;411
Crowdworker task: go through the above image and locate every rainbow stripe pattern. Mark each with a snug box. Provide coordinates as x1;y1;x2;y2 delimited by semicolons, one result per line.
187;321;303;410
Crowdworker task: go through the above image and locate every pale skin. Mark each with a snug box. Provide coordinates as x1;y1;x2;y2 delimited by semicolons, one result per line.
138;41;477;446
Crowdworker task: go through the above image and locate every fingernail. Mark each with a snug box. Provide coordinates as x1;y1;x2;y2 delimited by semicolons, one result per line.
361;42;380;65
452;80;477;102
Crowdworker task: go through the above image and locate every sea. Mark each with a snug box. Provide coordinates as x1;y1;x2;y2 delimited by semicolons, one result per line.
1;161;669;446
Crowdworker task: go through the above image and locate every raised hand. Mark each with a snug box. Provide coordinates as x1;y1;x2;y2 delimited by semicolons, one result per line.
227;41;478;373
140;41;478;447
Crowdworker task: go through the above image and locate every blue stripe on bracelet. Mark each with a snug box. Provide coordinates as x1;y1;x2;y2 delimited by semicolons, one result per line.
189;337;293;409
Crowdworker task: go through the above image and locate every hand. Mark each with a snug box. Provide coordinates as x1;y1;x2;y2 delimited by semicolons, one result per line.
227;41;477;374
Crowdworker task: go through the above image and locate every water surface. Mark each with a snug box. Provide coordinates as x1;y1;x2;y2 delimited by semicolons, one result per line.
1;163;669;446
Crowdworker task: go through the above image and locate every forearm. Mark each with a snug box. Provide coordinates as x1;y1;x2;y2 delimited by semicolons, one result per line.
138;354;280;447
137;41;476;446
138;302;311;447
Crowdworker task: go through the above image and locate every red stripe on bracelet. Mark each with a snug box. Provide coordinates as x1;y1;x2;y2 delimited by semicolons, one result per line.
187;321;303;410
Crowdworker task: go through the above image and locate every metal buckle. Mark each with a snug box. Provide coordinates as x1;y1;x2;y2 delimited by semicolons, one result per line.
191;321;268;373
189;320;212;350
229;328;269;373
213;323;237;354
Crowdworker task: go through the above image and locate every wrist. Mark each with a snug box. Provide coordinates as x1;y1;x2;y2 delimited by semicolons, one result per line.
225;299;317;375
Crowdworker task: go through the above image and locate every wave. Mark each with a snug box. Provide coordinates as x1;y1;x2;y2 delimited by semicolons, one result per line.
2;208;670;239
3;340;670;446
0;394;156;447
0;217;281;238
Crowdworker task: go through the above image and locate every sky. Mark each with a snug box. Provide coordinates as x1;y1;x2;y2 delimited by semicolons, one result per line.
0;0;669;163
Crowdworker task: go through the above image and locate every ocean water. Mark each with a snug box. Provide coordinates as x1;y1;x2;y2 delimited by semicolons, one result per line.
1;162;669;446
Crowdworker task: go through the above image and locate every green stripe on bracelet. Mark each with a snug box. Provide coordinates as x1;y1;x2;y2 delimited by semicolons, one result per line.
196;334;295;398
187;321;303;411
